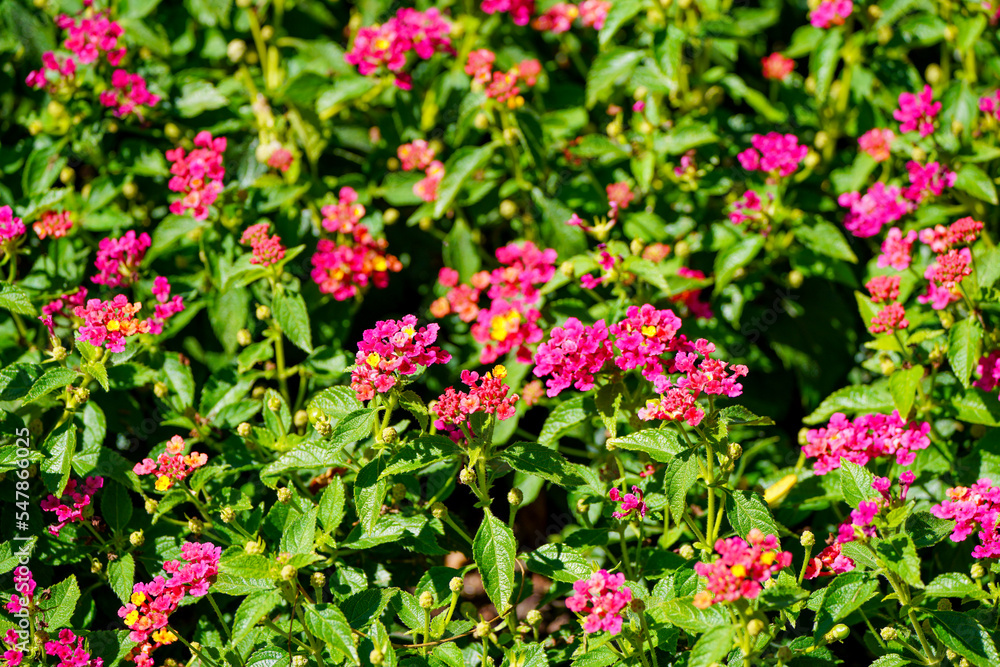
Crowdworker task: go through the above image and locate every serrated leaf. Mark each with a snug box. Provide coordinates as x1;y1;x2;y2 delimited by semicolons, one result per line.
524;543;591;583
381;435;462;479
794;220;858;263
101;481;133;532
949;317;983;388
434;144;496;219
924;573;988;600
725;489;779;538
0;283;36;315
23;367;79;404
586;47;643;107
499;441;586;486
688;625;734;667
355;456;388;531
473;509;517;615
318;477;346;533
44;575;80;630
215;551;276;595
598;0;642;45
607;427;683;463
41;421;76;495
107;553;134;604
341;588;397;629
714;235;765;294
813;571;879;639
954;163;998;205
876;534;923;588
303;603;360;665
233;590;283;644
539;395;587;446
82;360;109;392
929;611;1000;667
803;381;894;424
840;459;877;508
663;451;699;527
953;388;1000;426
273;290;313;353
889;366;923;418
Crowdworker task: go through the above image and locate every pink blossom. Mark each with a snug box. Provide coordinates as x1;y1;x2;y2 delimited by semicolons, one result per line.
398;140;437;171
25;51;77;90
311;229;402;302
533;3;579;32
92;230;150;288
894;85;941;137
5;570;35;615
470;298;543;364
133;435;208;492
693;529;792;608
737;132;807;179
240;222;286;267
56;10;125;65
432;365;519;440
74;294;150;352
266;147;294;172
671;266;713;319
44;629;104;667
870;302;909;334
166;132;226;220
877;227;917;270
866;275;900;303
0;206;26;245
98;69;160;118
40;476;104;536
809;0;852;27
345;8;454;89
804;542;856;579
903;161;955;203
32;209;74;239
919;217;983;252
350;315;451;401
931;480;1000;558
532;318;613;397
565;570;632;634
609;485;646;519
761;53;794;80
414;161;445;201
609;304;683;380
980;90;1000;121
974;351;1000;392
838;182;910;238
803;411;930;474
149;277;185;333
606;182;634;216
579;0;610;28
481;0;536;26
465;49;496;83
729;190;770;233
321;187;366;234
39;288;88;337
858;128;894;162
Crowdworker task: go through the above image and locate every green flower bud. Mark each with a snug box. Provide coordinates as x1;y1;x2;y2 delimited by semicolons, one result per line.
277;487;292;503
824;624;849;642
392;483;407;502
245;540;264;555
937;599;953;611
972;563;985;579
776;646;792;662
144;498;159;514
459;468;477;485
311;572;326;589
473;619;492;638
130;530;145;547
291;656;308;667
187;517;203;534
747;619;765;636
432;502;448;521
800;531;815;547
91;559;103;574
153;382;169;398
381;427;398;444
316;419;332;437
880;627;898;641
526;609;542;625
220;507;236;523
294;410;308;429
280;565;297;581
419;591;435;609
267;395;282;411
237;422;252;437
369;649;384;665
237;329;252;346
449;576;464;594
678;544;695;559
508;488;523;506
256;304;271;320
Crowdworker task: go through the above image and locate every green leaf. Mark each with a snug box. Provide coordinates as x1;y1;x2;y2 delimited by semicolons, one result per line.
876;534;923;588
101;481;133;533
318;477;346;533
208;286;248;354
0;283;36;315
397;390;429;431
41;422;76;495
868;655;911;667
260;439;349;480
341;588;397;629
303;603;360;665
714;235;765;294
499;442;586;486
688;625;734;667
929;611;1000;667
607;427;683;463
45;575;80;630
524;543;592;583
949;317;983;388
355;456;388;532
725;489;779;538
281;506;318;555
654;598;728;633
309;386;364;423
924;573;989;601
889;366;924;418
433;144;496;219
717;405;775;426
381;435;463;479
330;407;376;446
803;381;894;424
246;649;291;667
907;511;954;548
813;571;879;638
442;216;480;281
954;163;999;205
598;0;643;46
233;590;284;644
794;220;858;263
22;140;68;197
586;47;643;108
273;291;313;353
82;360;109;392
663;451;699;527
107;553;135;604
953;388;1000;426
23;367;79;404
215;551;276;595
175;80;229;117
473;509;517;615
840;459;877;508
539;395;587;446
810;30;843;103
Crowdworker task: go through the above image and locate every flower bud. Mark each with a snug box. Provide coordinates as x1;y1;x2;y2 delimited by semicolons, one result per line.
381;427;398;444
418;217;433;231
130;530;145;546
508;488;523;506
392;483;407;502
678;544;695;559
776;646;792;662
237;329;252;346
188;517;203;534
153;382;169;398
316;419;332;437
937;599;952;611
674;240;690;258
824;624;849;642
459;468;477;485
925;64;942;86
728;443;742;459
50;344;68;361
499;200;517;219
91;559;103;574
945;649;958;661
237;422;252;437
245;540;264;555
227;39;246;62
267;395;282;411
145;498;159;514
75;387;90;404
431;502;448;520
800;530;815;547
164;123;180;140
526;609;542;625
260;25;274;40
972;563;985;579
560;260;575;278
944;25;957;41
220;507;236;523
280;565;297;581
256;304;271;320
576;498;590;514
277;487;292;503
292;656;308;667
474;112;490;130
630;598;646;613
449;576;463;594
419;591;435;609
383;208;399;224
369;649;384;665
516;623;531;634
473;620;492;638
747;619;765;636
60;166;75;184
880;626;898;641
310;572;326;589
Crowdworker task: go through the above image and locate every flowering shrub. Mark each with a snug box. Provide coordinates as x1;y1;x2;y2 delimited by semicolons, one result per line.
3;0;1000;665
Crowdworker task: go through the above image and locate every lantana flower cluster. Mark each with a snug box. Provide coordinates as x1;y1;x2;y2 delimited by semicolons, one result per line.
240;222;287;267
761;53;794;80
565;570;633;634
310;187;402;300
0;206;26;249
40;476;104;536
802;411;931;474
33;209;74;239
729;190;772;234
149;277;185;334
92;230;150;288
609;485;646;519
533;0;609;32
43;629;104;667
133;435;208;492
119;542;221;667
431;241;557;364
432;365;520;441
345;8;454;90
693;529;792;608
737;132;808;180
466;50;542;109
166;131;227;220
74;294;151;352
350;315;452;401
480;0;535;26
810;0;853;27
894;85;941;137
930;480;1000;558
397;142;445;202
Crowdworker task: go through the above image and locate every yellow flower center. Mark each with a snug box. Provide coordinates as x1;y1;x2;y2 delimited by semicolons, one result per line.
155;475;173;491
490;311;521;342
731;564;747;578
130;592;147;605
124;610;139;626
106;320;121;332
760;551;776;566
152;628;177;644
402;326;416;337
375;38;390;51
366;352;381;368
641;325;657;337
373;257;388;272
492;364;507;379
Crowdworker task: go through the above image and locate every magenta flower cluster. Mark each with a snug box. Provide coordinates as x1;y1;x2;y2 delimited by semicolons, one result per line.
166;131;227;220
931;480;1000;559
345;8;455;90
693;529;792;608
802;411;931;474
737;132;808;179
350;315;452;401
565;570;633;634
40;476;104;536
92;230;150;288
